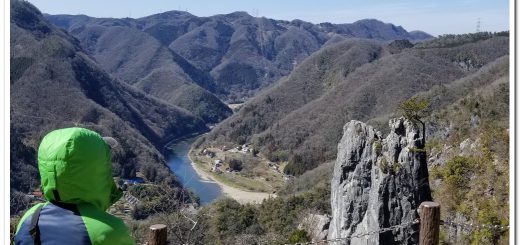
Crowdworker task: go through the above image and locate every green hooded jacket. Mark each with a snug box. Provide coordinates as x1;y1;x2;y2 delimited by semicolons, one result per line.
14;128;135;245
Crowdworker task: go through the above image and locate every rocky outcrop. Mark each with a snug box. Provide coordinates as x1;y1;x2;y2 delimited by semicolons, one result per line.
328;118;432;244
298;214;331;242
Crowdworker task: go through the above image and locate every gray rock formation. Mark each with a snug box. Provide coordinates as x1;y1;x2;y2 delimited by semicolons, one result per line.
328;118;432;245
298;213;331;242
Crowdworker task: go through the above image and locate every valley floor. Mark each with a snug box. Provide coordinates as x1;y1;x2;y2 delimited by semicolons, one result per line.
188;151;277;204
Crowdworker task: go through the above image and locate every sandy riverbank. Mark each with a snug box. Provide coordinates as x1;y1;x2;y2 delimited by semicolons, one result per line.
188;151;277;204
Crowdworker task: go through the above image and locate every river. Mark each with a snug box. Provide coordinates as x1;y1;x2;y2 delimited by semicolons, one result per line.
166;137;223;204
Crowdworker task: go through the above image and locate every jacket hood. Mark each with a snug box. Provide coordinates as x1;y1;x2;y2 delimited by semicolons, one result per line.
38;127;122;211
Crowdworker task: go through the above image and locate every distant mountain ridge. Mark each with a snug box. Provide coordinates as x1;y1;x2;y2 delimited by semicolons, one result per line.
46;11;433;106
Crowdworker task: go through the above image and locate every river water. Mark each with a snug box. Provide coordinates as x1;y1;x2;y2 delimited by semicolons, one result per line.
167;137;223;204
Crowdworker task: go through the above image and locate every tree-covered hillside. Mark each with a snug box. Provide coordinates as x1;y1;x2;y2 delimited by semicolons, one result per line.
201;34;508;176
10;0;204;213
47;12;432;105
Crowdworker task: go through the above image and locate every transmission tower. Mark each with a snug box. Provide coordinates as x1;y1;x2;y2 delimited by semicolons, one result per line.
476;18;481;33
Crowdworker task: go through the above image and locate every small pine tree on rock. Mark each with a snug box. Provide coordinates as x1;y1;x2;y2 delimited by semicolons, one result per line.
398;96;430;145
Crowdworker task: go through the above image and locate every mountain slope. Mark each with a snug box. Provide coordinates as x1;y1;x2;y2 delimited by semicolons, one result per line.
201;34;509;175
424;73;509;244
46;14;231;124
47;13;432;103
10;0;206;208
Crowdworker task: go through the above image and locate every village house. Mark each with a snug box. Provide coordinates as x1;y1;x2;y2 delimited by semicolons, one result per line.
214;159;223;166
240;144;250;153
283;175;295;181
211;159;223;172
211;165;222;173
206;151;216;158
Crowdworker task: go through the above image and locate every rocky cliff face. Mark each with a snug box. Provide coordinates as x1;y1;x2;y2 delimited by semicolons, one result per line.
328;118;432;244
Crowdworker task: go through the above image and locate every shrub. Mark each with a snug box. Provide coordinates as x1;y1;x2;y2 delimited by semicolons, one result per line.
391;162;401;174
288;229;310;243
378;158;389;174
374;140;383;155
229;159;243;171
129;184;194;219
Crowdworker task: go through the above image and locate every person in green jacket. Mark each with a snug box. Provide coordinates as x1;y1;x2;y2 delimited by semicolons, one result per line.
14;128;135;244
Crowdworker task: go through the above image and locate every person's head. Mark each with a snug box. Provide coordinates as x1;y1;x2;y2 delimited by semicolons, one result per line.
37;127;122;211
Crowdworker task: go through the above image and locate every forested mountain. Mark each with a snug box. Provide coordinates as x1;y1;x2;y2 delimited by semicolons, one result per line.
201;34;509;175
10;0;205;212
10;0;510;243
46;13;232;124
46;12;432;107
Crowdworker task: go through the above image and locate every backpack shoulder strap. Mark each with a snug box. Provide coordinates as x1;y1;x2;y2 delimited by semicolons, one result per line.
28;205;44;245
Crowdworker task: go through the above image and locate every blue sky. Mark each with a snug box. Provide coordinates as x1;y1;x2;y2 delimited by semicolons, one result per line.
26;0;510;36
